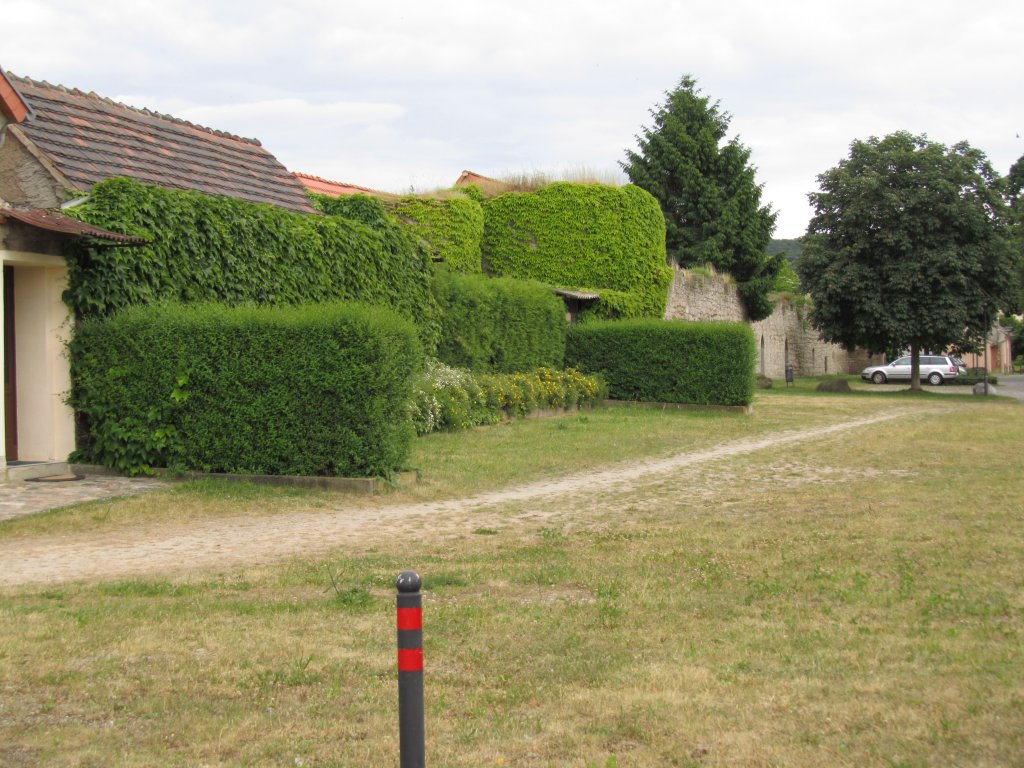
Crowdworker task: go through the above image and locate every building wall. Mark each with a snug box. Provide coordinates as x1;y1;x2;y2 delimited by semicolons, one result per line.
0;131;64;208
664;265;874;379
960;324;1015;374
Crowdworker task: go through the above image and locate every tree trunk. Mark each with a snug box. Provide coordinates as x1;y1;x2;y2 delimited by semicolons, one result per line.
909;340;922;391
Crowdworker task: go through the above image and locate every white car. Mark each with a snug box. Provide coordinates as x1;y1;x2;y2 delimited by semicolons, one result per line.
861;355;960;385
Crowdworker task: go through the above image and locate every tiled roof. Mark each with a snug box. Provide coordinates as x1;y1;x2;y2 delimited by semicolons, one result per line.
0;67;31;123
453;170;512;196
7;73;315;214
0;206;149;244
294;172;396;199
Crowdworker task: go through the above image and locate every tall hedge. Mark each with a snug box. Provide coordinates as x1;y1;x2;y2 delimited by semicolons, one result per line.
481;183;672;318
69;302;423;477
67;178;439;348
431;270;566;373
565;319;755;406
387;196;485;273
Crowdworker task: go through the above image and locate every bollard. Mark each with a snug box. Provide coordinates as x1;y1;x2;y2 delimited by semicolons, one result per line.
396;571;425;768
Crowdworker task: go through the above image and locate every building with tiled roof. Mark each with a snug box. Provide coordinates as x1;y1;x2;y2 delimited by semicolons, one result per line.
293;172;397;199
1;66;331;478
0;69;315;214
453;170;512;197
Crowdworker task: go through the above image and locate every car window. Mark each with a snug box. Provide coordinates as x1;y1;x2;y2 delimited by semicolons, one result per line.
892;357;911;366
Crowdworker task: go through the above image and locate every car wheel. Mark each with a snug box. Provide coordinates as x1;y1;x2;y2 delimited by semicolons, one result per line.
872;371;887;384
928;372;943;386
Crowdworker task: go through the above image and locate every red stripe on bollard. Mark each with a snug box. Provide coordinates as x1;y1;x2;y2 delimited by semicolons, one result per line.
398;647;424;672
397;607;422;630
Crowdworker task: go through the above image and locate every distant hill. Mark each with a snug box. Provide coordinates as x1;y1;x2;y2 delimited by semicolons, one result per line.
767;238;803;264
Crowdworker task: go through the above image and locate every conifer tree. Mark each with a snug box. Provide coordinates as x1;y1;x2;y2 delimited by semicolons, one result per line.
621;76;781;320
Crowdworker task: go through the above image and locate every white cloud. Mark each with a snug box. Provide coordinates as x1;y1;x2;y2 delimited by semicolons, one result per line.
3;0;1022;234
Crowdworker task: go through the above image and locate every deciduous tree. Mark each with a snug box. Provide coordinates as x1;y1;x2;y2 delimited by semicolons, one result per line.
621;76;781;320
798;132;1013;390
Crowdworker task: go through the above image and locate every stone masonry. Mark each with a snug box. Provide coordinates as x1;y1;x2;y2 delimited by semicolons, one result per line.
663;265;876;379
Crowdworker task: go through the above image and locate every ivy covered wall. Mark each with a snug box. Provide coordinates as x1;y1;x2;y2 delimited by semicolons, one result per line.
67;178;440;348
480;183;672;318
387;196;484;273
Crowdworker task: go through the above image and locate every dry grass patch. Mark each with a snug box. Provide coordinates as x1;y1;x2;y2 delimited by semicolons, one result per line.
1;393;1021;765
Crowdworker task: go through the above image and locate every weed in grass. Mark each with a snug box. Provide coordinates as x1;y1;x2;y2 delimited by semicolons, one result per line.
423;572;469;589
96;579;196;598
473;527;499;535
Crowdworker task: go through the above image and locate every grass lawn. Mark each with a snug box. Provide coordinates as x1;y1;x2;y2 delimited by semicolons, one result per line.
1;384;1022;766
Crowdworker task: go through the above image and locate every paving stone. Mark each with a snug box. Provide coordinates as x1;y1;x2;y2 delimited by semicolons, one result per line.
0;476;169;522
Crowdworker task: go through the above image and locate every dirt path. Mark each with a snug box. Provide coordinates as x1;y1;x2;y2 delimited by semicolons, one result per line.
0;408;929;586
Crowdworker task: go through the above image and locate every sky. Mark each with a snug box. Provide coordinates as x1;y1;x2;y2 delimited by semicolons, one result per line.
4;0;1022;237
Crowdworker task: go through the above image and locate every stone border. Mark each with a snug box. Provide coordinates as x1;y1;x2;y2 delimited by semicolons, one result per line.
602;399;753;414
70;464;419;495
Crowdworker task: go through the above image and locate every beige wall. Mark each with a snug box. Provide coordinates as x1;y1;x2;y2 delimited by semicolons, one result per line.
664;266;873;378
0;250;75;465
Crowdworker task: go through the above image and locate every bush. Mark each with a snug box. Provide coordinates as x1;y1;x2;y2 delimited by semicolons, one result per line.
431;270;567;373
70;302;423;477
481;183;672;319
565;319;756;406
956;369;999;386
408;360;606;434
67;178;440;349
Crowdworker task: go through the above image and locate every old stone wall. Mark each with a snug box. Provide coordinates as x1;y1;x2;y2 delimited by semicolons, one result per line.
0;129;65;209
663;265;875;379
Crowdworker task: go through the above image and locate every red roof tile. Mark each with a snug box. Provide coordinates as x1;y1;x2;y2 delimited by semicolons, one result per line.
294;172;396;199
0;206;149;244
7;73;316;214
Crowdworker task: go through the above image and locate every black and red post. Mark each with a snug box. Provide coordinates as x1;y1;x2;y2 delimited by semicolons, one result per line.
396;570;425;768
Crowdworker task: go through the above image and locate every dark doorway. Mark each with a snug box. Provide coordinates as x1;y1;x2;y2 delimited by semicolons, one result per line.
4;265;17;460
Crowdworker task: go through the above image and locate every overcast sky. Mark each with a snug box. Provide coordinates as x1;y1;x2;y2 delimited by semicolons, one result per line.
5;0;1022;236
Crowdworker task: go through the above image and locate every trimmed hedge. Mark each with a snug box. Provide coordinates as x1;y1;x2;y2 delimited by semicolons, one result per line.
481;183;672;319
387;196;485;273
565;319;756;406
67;178;440;349
431;270;566;373
69;302;423;477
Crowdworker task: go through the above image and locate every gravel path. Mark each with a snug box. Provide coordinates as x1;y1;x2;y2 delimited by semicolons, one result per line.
0;408;933;587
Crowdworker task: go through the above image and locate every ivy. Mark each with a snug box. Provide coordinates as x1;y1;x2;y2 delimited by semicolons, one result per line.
480;183;672;319
386;196;485;273
307;191;393;230
66;178;440;349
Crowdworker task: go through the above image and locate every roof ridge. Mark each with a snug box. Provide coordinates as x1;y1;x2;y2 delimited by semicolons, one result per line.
293;171;388;194
7;72;263;147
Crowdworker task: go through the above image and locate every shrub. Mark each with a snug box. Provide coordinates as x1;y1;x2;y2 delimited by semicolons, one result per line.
70;302;423;477
565;319;756;406
67;178;440;349
431;270;566;373
481;183;672;319
408;360;606;434
386;196;485;273
956;369;999;386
